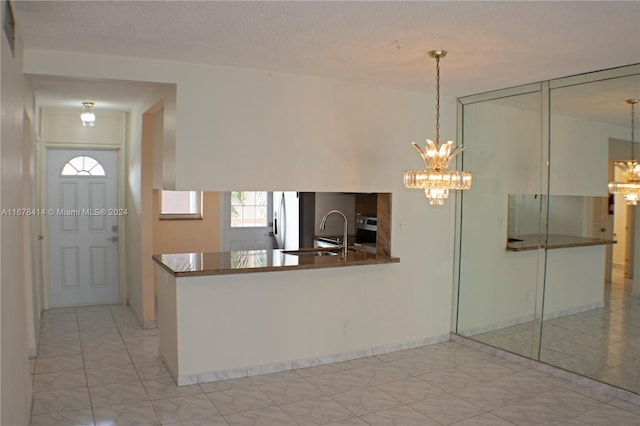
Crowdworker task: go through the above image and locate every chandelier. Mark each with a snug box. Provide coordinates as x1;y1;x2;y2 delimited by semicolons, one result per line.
404;50;471;205
80;101;96;127
609;99;640;205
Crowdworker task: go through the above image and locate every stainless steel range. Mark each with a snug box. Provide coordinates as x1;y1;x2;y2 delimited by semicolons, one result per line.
355;216;377;244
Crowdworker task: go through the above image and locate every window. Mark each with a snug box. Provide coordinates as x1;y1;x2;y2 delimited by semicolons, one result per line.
160;190;202;219
230;250;268;268
230;191;267;227
61;156;106;176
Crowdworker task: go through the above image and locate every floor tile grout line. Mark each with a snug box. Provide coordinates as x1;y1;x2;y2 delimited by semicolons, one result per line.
496;392;594;424
466;348;640;413
468;274;640;395
332;393;396;420
110;305;162;425
30;304;640;425
31;308;89;420
72;308;98;426
200;373;368;423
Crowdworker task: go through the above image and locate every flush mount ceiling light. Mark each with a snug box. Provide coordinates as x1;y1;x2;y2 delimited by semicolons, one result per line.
609;99;640;205
80;101;96;127
404;50;471;206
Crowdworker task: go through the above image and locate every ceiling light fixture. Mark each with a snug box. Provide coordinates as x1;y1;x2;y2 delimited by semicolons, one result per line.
609;98;640;205
403;50;471;206
80;101;96;127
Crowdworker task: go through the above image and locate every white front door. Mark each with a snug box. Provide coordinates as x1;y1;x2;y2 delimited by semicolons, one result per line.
222;191;274;251
47;148;120;307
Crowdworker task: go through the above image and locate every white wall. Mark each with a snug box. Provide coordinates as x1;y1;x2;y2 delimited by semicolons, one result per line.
41;108;127;145
517;194;545;235
610;137;640;161
22;109;39;357
24;49;460;345
544;246;606;315
125;105;145;325
518;195;586;237
550;115;622;195
126;87;176;326
1;15;34;425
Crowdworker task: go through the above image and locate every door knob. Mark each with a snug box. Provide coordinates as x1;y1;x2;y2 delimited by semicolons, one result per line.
106;236;118;242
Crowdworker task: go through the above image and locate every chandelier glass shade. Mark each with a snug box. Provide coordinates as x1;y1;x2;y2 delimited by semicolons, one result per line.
404;140;472;205
80;101;96;127
609;99;639;205
403;50;471;205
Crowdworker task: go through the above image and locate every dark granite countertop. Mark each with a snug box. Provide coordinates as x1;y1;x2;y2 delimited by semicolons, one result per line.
153;247;399;277
506;234;616;252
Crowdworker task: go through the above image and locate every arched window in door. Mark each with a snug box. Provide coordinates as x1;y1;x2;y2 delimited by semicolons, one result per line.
60;155;106;176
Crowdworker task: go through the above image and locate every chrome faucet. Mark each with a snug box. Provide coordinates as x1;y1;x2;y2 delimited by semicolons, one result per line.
319;209;349;257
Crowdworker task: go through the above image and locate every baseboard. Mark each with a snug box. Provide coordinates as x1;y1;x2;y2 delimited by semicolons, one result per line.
542;301;605;321
458;313;536;337
129;304;145;328
142;320;157;329
169;333;451;386
458;301;605;337
163;358;181;385
451;334;640;407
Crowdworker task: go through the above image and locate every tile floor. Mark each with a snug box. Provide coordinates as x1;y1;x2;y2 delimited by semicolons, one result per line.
30;304;640;425
471;268;640;394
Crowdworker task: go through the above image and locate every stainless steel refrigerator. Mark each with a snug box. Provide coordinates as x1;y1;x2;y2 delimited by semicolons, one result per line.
272;192;317;250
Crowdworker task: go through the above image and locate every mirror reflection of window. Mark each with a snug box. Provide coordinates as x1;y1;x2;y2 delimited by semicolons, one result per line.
230;191;268;228
230;250;268;268
163;252;200;271
507;195;522;238
160;190;202;219
507;194;606;239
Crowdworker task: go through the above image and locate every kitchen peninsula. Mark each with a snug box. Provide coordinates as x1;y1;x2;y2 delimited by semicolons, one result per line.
512;234;615;321
153;248;400;385
154;248;399;277
506;233;616;252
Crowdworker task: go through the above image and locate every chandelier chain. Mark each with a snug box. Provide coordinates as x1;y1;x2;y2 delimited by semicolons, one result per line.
435;54;440;146
632;101;636;161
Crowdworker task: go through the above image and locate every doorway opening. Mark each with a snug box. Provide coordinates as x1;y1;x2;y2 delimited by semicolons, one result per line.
611;166;636;279
46;148;121;307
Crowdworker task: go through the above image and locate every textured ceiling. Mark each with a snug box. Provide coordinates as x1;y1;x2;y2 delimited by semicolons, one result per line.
12;1;640;116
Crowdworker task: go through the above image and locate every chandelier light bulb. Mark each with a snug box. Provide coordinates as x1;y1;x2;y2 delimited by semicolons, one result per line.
81;101;96;127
